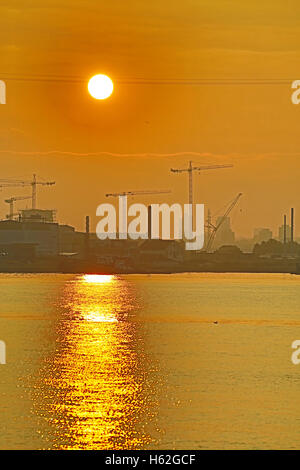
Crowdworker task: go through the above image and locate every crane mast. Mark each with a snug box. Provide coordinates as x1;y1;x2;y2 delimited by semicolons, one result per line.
0;174;55;209
4;195;32;220
170;161;233;209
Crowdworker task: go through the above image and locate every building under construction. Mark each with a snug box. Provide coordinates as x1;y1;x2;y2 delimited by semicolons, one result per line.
0;213;83;257
0;175;86;260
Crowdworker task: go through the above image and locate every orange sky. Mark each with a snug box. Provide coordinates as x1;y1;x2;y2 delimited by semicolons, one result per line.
1;0;300;238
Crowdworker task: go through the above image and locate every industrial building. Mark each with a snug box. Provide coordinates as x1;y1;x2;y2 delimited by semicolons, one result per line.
0;209;86;258
0;218;58;257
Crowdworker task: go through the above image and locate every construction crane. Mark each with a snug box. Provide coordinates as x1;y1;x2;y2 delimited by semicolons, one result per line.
105;189;172;239
0;174;55;209
105;189;171;198
170;161;233;208
5;196;32;220
205;193;243;252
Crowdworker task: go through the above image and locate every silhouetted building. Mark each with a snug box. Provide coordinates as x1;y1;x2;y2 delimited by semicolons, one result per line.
58;224;79;254
136;240;185;271
20;209;56;223
0;243;36;261
0;220;59;256
253;228;272;244
214;216;235;249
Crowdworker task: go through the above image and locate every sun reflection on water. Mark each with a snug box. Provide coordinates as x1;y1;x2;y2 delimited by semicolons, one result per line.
82;274;114;285
34;274;159;450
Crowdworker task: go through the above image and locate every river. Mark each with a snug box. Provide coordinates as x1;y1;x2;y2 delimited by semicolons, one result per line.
0;272;300;449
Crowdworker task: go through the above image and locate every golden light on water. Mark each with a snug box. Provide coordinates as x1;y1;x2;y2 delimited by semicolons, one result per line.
35;274;158;450
88;74;114;100
80;274;117;322
13;273;300;450
82;274;114;284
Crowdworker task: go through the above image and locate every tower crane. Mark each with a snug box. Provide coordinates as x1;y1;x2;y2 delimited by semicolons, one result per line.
0;174;55;209
105;189;171;198
105;190;172;239
205;193;243;252
170;161;233;208
5;196;32;220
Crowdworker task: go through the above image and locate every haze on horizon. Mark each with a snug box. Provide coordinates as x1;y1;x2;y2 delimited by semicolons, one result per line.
1;0;300;239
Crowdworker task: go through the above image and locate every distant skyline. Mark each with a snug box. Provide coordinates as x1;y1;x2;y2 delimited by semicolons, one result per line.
1;1;300;237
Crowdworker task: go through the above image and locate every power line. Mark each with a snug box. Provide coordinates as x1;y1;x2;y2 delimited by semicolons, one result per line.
0;73;295;85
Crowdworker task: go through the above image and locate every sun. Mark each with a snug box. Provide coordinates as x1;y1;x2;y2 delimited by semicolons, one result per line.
88;74;114;100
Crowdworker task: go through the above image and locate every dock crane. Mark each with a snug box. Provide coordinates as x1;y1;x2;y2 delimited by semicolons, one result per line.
5;196;32;220
205;193;243;252
0;174;55;209
170;161;233;208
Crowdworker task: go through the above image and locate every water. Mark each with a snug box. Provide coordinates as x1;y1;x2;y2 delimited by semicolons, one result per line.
1;272;300;449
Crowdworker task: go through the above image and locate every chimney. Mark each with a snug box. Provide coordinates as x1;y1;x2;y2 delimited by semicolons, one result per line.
85;215;90;234
85;215;90;258
291;208;294;242
283;214;287;244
